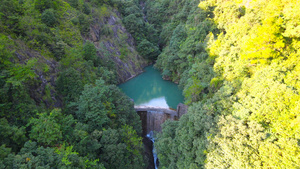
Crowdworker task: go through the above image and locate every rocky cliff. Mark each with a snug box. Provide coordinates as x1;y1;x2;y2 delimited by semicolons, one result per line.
3;5;148;109
86;9;149;83
8;40;60;108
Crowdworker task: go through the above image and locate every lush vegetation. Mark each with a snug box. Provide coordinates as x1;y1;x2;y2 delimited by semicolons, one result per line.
150;0;300;168
0;0;147;168
1;0;299;168
111;0;161;60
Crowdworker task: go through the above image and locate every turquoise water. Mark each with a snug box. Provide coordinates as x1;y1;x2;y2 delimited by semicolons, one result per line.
118;65;184;109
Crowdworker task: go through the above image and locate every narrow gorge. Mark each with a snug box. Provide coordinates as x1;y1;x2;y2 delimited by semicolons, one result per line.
1;0;298;168
119;65;187;168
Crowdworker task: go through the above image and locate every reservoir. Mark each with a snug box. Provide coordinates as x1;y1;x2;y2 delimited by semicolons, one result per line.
119;65;184;109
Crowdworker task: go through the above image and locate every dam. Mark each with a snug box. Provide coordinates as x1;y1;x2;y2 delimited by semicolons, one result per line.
119;65;187;169
135;104;188;136
135;104;188;169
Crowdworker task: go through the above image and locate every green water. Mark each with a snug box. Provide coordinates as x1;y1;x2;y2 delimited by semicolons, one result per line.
119;65;184;109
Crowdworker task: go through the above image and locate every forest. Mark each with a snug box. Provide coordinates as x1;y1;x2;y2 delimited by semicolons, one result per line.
0;0;299;168
150;0;300;168
0;0;149;168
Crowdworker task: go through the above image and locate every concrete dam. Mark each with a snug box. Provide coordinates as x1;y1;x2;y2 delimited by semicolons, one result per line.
135;103;188;136
135;103;188;169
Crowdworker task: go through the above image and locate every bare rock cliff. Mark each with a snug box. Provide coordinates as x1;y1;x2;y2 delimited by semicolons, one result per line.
7;9;148;109
87;9;149;83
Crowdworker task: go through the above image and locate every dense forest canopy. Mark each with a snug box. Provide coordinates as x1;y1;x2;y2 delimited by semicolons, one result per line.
0;0;299;168
0;0;151;168
151;0;300;168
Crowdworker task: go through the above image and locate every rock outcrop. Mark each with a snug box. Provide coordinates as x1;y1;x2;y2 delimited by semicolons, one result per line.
177;103;188;118
13;41;61;108
87;10;149;83
8;8;149;110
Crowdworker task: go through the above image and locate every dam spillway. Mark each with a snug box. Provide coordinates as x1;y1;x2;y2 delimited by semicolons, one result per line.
135;104;187;136
135;104;188;169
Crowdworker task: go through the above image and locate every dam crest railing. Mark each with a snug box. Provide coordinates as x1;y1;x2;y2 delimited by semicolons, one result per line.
134;106;177;115
134;103;188;118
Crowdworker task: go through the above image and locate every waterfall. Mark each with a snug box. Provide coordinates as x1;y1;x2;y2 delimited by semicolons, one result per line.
147;131;158;169
146;110;162;169
146;110;165;134
136;105;186;169
140;1;149;23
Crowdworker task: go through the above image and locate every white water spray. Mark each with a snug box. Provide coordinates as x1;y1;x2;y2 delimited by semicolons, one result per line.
147;131;158;169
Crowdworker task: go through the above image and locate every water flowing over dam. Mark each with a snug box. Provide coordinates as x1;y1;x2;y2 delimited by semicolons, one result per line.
135;105;187;136
118;65;187;168
135;104;188;169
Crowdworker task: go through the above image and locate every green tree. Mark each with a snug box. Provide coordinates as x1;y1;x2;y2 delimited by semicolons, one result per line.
83;40;101;66
155;120;179;168
100;126;144;169
206;115;265;168
78;14;90;35
0;51;38;125
75;79;110;132
34;0;57;12
0;118;27;152
41;9;57;27
1;141;105;168
137;39;160;60
122;14;143;35
75;79;141;132
28;109;63;146
0;0;22;35
71;122;102;158
56;67;83;105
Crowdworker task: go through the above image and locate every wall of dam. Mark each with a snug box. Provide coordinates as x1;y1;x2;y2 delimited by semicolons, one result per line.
136;103;188;169
135;103;188;136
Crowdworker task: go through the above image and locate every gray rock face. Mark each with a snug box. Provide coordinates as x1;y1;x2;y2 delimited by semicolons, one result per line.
177;103;188;118
14;46;60;108
9;8;148;110
88;10;148;83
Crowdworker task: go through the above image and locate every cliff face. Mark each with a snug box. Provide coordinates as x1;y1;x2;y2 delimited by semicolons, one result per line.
87;9;148;83
0;1;150;168
11;40;61;108
4;7;148;109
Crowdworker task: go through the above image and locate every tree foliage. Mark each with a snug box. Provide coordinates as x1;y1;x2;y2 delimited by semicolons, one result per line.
41;9;57;27
100;126;144;169
0;0;145;167
28;109;63;146
153;0;300;168
118;0;161;60
2;0;299;168
137;39;160;60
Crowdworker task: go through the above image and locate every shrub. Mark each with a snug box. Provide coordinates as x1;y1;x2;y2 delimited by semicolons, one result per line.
41;9;57;27
137;39;160;60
